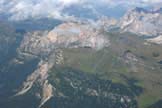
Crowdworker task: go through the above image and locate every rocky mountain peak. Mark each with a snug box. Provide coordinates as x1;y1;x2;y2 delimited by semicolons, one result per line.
133;7;149;13
155;7;162;13
120;7;162;38
19;22;110;58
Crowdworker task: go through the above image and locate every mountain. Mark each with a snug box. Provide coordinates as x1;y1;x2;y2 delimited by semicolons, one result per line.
0;5;162;108
120;7;162;38
0;19;162;108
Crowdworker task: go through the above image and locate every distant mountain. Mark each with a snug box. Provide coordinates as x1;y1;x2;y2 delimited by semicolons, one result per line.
120;7;162;38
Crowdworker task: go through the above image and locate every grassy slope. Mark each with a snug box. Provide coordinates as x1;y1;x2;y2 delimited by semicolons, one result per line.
50;32;162;108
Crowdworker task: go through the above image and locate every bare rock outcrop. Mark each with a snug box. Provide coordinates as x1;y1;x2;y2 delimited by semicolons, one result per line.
147;35;162;44
15;22;110;107
120;7;162;37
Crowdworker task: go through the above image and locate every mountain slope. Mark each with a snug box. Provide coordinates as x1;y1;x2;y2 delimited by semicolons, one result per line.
120;7;162;38
0;8;162;108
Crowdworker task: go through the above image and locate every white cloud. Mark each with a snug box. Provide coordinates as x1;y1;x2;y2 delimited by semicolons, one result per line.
0;0;162;21
0;0;79;20
141;0;162;3
59;0;80;5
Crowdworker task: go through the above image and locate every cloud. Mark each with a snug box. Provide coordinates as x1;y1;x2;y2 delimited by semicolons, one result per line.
0;0;162;21
0;0;80;20
59;0;80;5
141;0;162;3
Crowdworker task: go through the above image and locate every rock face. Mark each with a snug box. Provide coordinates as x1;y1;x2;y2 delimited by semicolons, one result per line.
19;22;110;57
39;80;53;108
47;22;110;49
16;22;110;107
147;35;162;44
120;7;162;37
121;50;144;72
16;57;55;108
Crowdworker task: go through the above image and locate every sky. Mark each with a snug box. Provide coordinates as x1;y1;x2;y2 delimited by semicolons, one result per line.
0;0;162;21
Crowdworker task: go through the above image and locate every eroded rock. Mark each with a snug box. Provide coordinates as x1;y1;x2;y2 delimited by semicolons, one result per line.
15;22;110;107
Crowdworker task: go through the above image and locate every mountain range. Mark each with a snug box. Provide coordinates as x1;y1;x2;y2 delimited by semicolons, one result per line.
0;5;162;108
